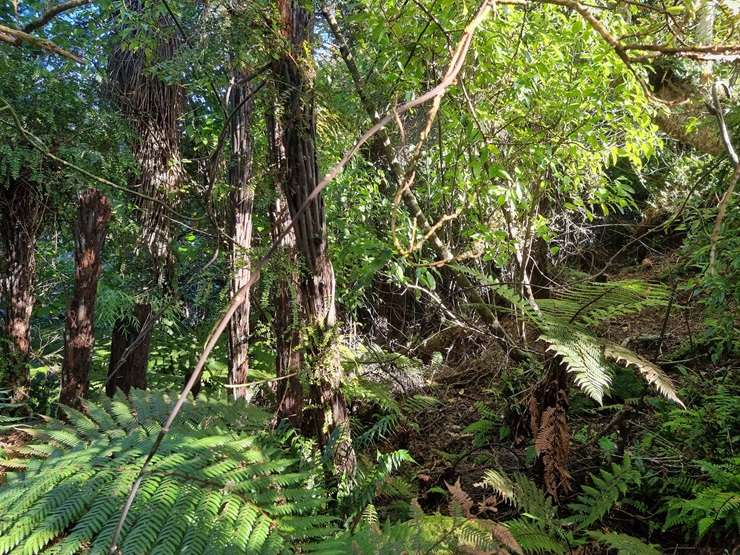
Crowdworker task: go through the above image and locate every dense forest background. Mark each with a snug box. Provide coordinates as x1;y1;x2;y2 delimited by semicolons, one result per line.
0;0;738;552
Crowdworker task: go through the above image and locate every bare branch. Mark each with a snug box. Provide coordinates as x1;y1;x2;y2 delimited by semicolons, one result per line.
708;81;740;274
22;0;91;33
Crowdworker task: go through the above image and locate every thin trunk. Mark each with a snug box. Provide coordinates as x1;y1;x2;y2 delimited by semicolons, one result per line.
0;177;44;398
60;190;112;407
274;0;354;473
267;107;303;427
106;303;152;396
227;73;255;400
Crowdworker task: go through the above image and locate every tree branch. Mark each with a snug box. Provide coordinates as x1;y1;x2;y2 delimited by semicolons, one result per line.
708;81;740;275
0;23;82;63
22;0;91;33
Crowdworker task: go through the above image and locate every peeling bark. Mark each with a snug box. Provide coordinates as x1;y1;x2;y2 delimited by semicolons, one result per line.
60;189;112;407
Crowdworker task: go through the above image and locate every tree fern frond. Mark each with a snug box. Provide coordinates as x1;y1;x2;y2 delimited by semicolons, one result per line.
603;343;685;408
0;391;334;554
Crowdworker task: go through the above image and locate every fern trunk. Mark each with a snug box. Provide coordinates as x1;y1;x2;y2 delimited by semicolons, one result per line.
106;303;152;396
267;105;304;428
0;177;44;398
60;189;112;407
273;0;354;473
106;0;184;392
531;356;572;498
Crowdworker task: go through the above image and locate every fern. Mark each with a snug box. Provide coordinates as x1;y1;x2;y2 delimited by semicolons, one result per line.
505;519;566;555
568;455;641;529
459;267;683;407
664;457;740;539
306;512;522;554
0;390;335;554
588;531;662;555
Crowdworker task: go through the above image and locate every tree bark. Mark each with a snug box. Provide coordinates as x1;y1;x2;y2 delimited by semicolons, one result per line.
107;2;184;393
227;73;255;400
0;177;44;398
106;303;152;396
267;106;304;427
60;189;112;407
274;0;354;472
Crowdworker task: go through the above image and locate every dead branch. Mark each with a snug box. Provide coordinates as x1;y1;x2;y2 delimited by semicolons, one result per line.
708;81;740;274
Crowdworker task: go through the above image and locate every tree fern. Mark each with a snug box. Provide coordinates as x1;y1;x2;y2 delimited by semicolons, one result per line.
0;390;335;554
459;267;683;407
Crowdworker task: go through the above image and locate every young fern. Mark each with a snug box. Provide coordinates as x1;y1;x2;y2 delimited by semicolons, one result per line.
0;390;335;555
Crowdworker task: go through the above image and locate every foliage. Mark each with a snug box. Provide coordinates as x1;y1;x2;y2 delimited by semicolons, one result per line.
664;458;740;540
0;390;335;554
477;460;657;553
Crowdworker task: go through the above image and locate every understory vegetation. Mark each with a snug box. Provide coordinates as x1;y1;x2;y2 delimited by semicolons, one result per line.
0;0;738;553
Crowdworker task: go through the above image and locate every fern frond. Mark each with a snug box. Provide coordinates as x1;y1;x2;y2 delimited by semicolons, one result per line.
0;390;334;554
567;455;641;529
603;343;685;408
588;531;662;555
506;519;566;554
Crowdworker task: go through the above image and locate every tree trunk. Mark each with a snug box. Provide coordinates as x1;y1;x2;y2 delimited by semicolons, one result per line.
107;3;183;393
274;0;354;472
267;106;304;427
60;189;112;407
227;73;255;400
0;178;44;398
106;303;152;396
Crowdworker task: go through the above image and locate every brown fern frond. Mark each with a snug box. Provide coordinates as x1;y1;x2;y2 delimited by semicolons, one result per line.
446;478;475;518
478;520;523;554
